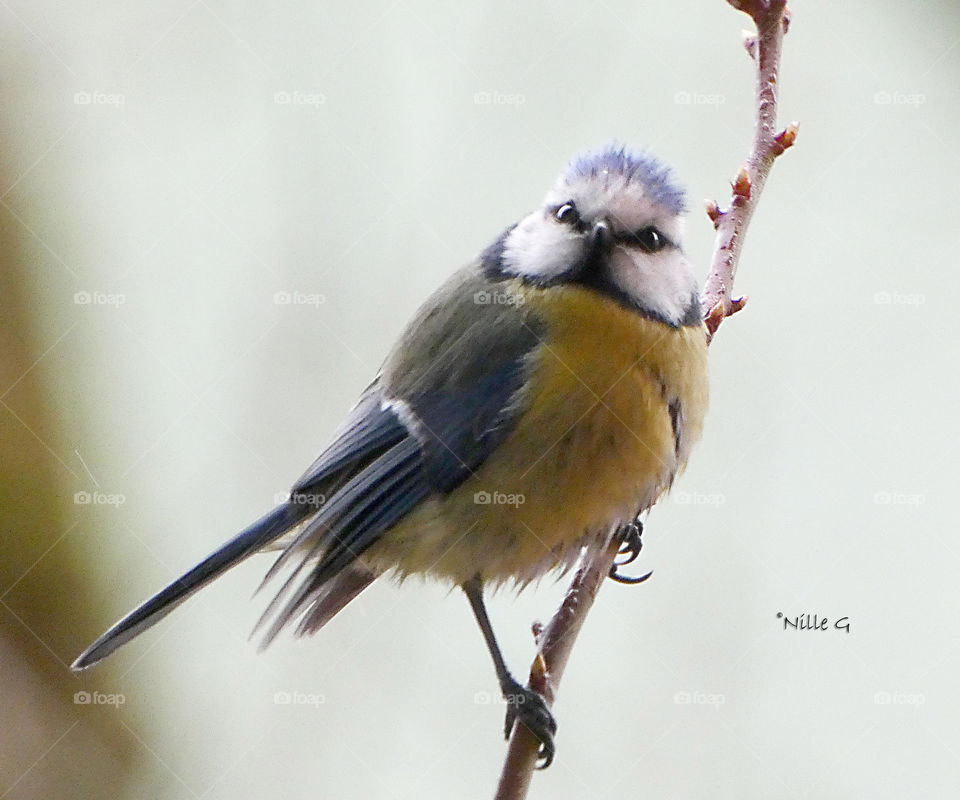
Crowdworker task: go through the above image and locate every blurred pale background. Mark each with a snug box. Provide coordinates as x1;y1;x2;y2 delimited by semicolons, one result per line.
1;1;958;798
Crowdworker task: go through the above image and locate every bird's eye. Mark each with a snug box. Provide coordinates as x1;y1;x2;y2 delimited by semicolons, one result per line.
635;227;666;253
555;203;580;226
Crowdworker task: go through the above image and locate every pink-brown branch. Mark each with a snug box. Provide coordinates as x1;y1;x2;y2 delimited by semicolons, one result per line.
493;536;622;799
493;2;796;796
702;0;797;341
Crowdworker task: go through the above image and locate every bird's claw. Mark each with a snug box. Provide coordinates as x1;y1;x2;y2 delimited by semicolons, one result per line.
609;521;653;584
503;680;557;769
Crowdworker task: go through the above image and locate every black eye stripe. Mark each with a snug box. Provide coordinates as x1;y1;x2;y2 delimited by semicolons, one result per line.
612;228;674;251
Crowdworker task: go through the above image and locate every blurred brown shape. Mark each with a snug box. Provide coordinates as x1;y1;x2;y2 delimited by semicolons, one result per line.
0;152;140;799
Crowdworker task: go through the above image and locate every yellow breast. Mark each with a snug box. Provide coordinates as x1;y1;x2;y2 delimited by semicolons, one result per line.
368;283;708;585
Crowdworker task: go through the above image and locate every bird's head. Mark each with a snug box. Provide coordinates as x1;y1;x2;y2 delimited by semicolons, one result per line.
486;144;701;328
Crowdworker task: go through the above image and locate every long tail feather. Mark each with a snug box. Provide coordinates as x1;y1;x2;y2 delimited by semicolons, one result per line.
71;504;303;671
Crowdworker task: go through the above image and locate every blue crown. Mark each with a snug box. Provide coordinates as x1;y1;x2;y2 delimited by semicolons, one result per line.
562;144;686;215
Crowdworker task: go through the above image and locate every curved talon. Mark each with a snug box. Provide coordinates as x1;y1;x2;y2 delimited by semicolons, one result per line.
609;521;653;584
610;568;653;585
503;680;557;769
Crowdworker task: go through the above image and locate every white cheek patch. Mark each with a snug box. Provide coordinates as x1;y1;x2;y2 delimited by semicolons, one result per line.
607;247;699;326
500;212;585;282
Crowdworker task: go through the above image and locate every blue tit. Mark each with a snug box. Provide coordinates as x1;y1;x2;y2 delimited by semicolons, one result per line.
72;144;709;768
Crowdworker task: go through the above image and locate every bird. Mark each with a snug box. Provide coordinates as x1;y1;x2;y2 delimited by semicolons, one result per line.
71;144;709;768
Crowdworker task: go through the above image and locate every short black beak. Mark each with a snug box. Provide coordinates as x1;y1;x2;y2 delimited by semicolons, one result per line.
589;218;612;254
560;218;612;287
562;218;612;286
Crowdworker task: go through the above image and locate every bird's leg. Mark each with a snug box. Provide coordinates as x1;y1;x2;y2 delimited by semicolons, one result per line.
462;576;557;769
609;520;653;584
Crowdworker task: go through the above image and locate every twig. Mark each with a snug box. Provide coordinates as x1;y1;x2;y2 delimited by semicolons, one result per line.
492;2;796;797
493;536;622;799
703;0;798;341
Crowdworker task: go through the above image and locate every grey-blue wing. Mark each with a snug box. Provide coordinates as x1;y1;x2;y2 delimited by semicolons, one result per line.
257;268;543;641
289;382;408;498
